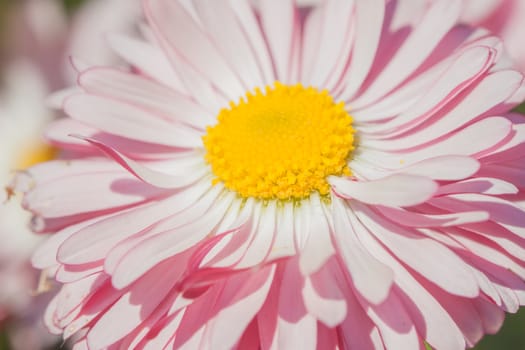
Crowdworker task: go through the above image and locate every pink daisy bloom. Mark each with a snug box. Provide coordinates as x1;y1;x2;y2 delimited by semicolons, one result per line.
0;0;140;347
15;0;525;349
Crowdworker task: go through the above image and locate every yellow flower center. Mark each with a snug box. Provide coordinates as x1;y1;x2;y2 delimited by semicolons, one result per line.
16;142;57;169
203;82;354;200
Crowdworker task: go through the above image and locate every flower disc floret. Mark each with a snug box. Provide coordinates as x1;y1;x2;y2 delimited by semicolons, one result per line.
203;82;354;200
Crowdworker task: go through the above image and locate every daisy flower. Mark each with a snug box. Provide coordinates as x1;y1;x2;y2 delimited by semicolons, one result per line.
16;0;525;349
0;61;58;350
0;0;139;348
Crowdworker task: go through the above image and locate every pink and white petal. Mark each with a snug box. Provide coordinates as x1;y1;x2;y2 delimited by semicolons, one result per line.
473;298;506;335
362;289;420;350
32;215;106;269
351;54;452;123
449;193;525;239
107;34;186;93
447;229;525;279
361;70;523;150
144;0;245;101
277;260;317;350
266;201;296;261
111;191;235;288
355;226;466;350
192;0;265;90
437;177;519;196
479;164;525;189
102;186;225;276
353;202;480;298
302;261;347;327
259;0;296;83
65;94;202;148
235;201;277;269
140;312;185;350
332;197;394;304
423;287;485;347
338;282;385;350
299;195;334;276
363;117;512;168
228;0;274;84
197;199;259;269
23;171;164;218
56;264;103;284
330;174;437;207
353;0;462;107
79;67;215;129
46;87;81;109
376;206;489;228
77;136;207;189
338;0;384;100
86;259;182;349
300;5;324;84
362;45;494;135
306;0;355;88
396;156;480;181
54;274;107;323
61;281;123;338
200;266;275;350
57;181;210;265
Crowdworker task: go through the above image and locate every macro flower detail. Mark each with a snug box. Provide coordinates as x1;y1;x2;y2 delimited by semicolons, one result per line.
14;0;525;349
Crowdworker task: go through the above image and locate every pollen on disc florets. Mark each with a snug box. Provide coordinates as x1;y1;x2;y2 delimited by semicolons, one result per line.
203;82;355;201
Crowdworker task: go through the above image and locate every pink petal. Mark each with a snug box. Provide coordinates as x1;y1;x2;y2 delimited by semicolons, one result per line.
305;0;355;88
376;206;489;228
259;0;296;83
355;226;466;350
77;136;206;189
228;0;274;85
365;45;494;133
302;260;347;327
65;94;202;148
235;201;277;269
110;191;233;288
332;197;394;304
57;182;210;265
353;202;480;298
200;266;275;350
354;0;462;107
192;0;265;91
23;171;163;218
362;70;523;150
437;177;519;196
397;155;480;181
299;196;334;276
330;174;438;207
79;67;215;130
339;0;385;100
86;259;182;349
144;0;245;101
362;289;420;350
107;34;186;93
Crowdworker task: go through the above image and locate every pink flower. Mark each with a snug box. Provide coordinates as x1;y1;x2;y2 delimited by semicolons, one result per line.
0;58;60;350
0;0;139;348
461;0;525;72
16;0;525;349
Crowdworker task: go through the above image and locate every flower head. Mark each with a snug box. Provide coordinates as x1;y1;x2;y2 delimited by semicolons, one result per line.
17;0;525;349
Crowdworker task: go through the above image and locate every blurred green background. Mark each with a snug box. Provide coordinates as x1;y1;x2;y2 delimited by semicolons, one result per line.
0;0;523;349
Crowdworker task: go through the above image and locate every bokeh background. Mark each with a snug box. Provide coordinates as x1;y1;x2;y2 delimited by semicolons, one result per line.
0;0;523;349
